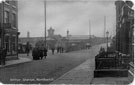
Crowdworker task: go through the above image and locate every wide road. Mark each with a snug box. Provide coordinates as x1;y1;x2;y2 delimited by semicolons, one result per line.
0;44;106;84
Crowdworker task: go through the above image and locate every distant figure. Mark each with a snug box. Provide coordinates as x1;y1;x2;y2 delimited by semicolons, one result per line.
59;47;62;53
99;47;105;53
57;47;59;53
26;42;30;56
26;48;30;56
44;48;48;59
39;49;44;59
61;47;64;53
0;48;7;65
51;47;55;55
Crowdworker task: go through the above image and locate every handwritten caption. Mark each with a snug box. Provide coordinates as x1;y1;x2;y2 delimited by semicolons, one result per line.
10;78;54;82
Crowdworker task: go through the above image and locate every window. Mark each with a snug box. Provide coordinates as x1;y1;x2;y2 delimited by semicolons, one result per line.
12;36;16;53
5;1;10;4
12;1;17;7
12;13;16;28
0;13;1;22
0;39;1;48
5;11;9;23
5;36;10;52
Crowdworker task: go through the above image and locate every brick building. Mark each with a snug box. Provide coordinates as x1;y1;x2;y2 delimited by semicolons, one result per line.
115;0;134;61
0;0;19;59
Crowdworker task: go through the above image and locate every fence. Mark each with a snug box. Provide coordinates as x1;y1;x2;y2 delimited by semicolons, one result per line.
95;52;130;69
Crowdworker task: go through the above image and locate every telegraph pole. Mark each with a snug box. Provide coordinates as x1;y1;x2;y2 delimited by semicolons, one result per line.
104;16;106;42
89;19;91;47
89;20;91;40
44;0;47;48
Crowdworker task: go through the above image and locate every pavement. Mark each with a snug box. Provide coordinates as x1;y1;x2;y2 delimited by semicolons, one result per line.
0;50;52;68
0;57;32;68
51;58;94;84
51;58;131;84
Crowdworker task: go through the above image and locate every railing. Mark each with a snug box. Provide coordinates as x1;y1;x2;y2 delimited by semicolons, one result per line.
4;23;11;28
0;23;11;28
95;52;130;69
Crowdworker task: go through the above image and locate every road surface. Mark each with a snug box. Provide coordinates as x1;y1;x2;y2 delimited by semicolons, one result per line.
0;44;106;84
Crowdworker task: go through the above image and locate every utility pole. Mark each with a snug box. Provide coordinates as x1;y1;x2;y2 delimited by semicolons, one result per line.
104;16;106;43
27;31;30;42
44;0;47;48
67;30;69;52
89;19;91;47
89;20;91;40
106;31;109;56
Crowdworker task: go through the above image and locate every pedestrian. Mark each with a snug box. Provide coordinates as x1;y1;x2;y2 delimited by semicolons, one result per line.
60;47;61;53
57;47;59;53
26;42;30;56
61;47;64;53
32;47;39;60
44;48;48;59
1;48;6;65
32;47;36;60
59;47;61;53
39;49;44;59
51;47;55;55
99;47;105;53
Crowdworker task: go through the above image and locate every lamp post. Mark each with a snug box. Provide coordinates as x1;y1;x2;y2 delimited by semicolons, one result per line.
106;31;109;53
67;30;69;52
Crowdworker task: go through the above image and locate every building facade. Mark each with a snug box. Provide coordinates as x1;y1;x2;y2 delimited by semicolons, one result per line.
115;0;134;61
0;0;19;59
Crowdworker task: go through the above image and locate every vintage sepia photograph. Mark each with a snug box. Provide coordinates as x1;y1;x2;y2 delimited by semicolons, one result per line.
0;0;134;84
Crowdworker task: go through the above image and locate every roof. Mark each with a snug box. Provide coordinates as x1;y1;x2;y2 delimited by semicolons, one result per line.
68;35;95;40
19;37;55;47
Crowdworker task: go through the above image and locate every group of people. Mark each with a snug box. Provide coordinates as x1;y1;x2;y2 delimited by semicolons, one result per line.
56;47;64;53
50;47;64;55
32;47;48;60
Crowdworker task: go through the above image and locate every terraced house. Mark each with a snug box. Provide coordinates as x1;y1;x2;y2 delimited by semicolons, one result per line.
115;0;134;61
0;0;19;60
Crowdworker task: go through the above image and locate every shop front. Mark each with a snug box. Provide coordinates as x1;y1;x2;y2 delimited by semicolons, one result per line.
4;29;19;60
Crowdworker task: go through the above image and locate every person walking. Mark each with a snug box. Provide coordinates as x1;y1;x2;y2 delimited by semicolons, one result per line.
0;48;6;65
59;47;62;53
61;47;64;53
51;47;55;55
44;48;48;59
26;42;30;56
32;47;39;60
57;47;59;53
39;49;44;59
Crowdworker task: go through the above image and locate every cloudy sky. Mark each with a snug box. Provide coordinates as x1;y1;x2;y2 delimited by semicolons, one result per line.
18;0;117;37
